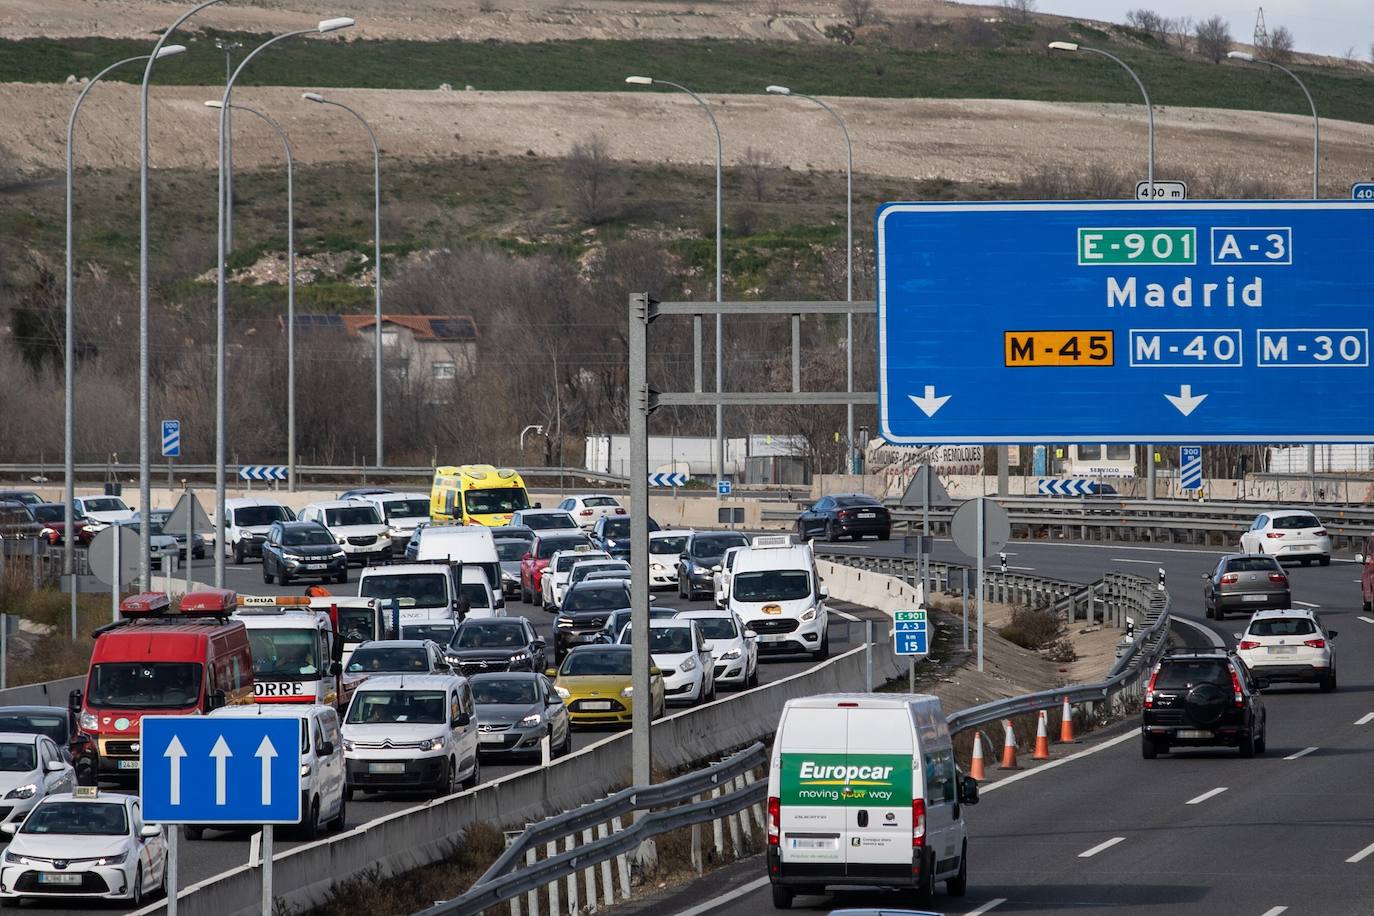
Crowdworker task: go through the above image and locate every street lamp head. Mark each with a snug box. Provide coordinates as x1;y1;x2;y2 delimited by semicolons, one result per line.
203;100;224;109
1047;41;1080;52
302;92;328;103
624;76;654;85
317;17;356;33
1227;51;1256;62
155;44;188;59
765;85;792;95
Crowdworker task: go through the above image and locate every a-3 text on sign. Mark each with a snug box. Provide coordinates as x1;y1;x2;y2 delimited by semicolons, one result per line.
893;608;928;656
141;716;300;825
877;202;1374;444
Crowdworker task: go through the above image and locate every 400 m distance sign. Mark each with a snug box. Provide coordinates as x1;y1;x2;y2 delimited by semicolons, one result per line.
876;201;1374;444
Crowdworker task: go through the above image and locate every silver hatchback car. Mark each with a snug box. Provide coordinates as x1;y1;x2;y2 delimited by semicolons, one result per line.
1203;553;1291;619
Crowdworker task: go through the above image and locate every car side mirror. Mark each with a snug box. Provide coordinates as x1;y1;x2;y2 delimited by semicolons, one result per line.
534;502;543;509
1254;677;1270;691
712;565;722;573
1233;633;1243;640
649;666;662;676
819;586;830;599
545;667;559;678
0;824;17;836
532;638;545;649
316;740;334;757
1358;554;1366;564
523;552;532;561
1328;630;1338;639
208;689;227;711
140;825;162;839
329;661;342;677
959;775;980;805
1202;573;1210;580
68;689;82;714
649;596;657;603
45;760;65;773
452;712;471;728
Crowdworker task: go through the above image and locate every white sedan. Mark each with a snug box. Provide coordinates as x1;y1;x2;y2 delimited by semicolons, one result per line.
619;619;716;705
0;733;74;828
1239;510;1332;566
0;788;167;907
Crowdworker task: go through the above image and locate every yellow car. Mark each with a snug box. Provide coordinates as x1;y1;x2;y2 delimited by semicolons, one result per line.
547;645;665;727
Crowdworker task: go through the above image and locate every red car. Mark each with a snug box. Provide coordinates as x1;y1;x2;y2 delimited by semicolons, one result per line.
518;532;590;604
31;502;94;546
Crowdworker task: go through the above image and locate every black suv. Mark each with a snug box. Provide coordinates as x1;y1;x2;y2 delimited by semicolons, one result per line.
677;531;749;601
445;617;547;677
1142;651;1268;759
553;580;632;662
262;521;349;585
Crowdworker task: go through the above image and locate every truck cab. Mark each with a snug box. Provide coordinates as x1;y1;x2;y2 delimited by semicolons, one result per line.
232;596;346;710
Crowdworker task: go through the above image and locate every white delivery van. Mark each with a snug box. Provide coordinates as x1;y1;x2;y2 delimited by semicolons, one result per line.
357;563;499;627
414;525;506;611
766;694;978;909
730;539;829;660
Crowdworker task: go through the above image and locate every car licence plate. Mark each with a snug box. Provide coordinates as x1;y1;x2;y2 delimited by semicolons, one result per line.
1269;646;1297;654
1243;594;1269;602
581;701;613;711
757;633;788;643
788;836;838;850
368;762;406;774
479;734;505;744
857;512;876;518
117;759;140;770
38;873;82;886
307;564;328;570
1175;729;1212;739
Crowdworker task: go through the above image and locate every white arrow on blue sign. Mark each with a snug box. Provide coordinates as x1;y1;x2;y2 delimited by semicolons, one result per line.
893;609;929;657
648;472;688;487
239;466;288;482
141;717;300;824
161;420;181;458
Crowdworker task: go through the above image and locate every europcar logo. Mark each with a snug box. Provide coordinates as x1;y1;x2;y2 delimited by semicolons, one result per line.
781;754;912;807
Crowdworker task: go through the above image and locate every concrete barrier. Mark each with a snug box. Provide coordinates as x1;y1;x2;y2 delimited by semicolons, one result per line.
816;559;923;618
0;675;84;708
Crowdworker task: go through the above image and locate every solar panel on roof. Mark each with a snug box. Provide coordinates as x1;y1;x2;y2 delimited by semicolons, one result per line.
429;318;475;340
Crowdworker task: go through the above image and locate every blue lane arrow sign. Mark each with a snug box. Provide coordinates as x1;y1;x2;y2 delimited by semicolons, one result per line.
141;717;300;825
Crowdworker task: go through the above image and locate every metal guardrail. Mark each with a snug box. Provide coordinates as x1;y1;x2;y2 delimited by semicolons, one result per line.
419;743;768;916
0;463;631;487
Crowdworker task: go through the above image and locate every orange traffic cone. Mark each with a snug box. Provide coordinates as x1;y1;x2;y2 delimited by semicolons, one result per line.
1033;711;1051;760
999;719;1019;770
969;731;986;781
1059;696;1075;743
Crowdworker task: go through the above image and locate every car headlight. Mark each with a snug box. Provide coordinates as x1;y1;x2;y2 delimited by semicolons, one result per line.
509;652;529;663
3;850;23;864
342;738;354;752
556;617;574;628
5;783;36;800
417;738;437;752
554;686;570;699
679;656;697;672
444;654;462;667
337;536;347;545
80;712;97;730
91;851;126;867
283;553;305;562
718;648;742;660
620;686;634;698
800;607;817;622
606;539;618;548
518;713;542;728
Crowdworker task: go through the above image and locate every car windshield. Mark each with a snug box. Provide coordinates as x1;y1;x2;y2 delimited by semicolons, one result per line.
383;499;430;520
1154;660;1231;690
523;513;577;530
82;498;126;513
0;743;36;773
326;506;381;526
22;802;128;836
0;714;67;745
235;505;293;527
537;537;586;559
561;650;631;677
691;535;746;560
600;518;630;538
732;570;812;602
88;662;202;709
1272;514;1320;530
689;617;738;640
459;582;491;608
338;608;378;642
585;497;619;508
247;629;320;679
1248;618;1317;637
360;573;448;609
1224;557;1281;573
455;622;525;648
282;527;335;547
495;541;527;561
346;646;429;673
466;489;530;515
563;586;630;612
31;505;66;523
473;678;539;705
346;689;446;724
402;623;456;644
621;627;694;653
651;536;688;555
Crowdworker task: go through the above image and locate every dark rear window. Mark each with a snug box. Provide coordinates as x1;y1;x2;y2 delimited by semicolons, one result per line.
537;536;588;559
1248;618;1316;637
1272;514;1320;530
834;496;881;508
563;585;631;612
1155;660;1230;690
1225;556;1281;573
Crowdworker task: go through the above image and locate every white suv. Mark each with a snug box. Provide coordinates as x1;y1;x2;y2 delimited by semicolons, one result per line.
297;499;393;566
677;608;758;689
222;498;295;563
358;491;431;557
1238;510;1332;566
1235;608;1337;691
542;548;611;610
341;674;479;798
557;495;626;531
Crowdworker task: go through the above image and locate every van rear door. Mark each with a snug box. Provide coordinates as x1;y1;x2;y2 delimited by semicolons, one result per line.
776;707;846;868
844;707;914;868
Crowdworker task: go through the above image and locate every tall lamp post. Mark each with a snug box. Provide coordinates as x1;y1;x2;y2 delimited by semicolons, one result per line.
302;91;384;470
66;45;185;632
765;85;856;472
214;39;242;248
625;75;725;492
206;100;300;493
212;18;356;589
1049;40;1158;499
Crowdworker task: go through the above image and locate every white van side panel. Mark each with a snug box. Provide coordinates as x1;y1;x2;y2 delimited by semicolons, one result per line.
845;708;915;866
776;707;847;865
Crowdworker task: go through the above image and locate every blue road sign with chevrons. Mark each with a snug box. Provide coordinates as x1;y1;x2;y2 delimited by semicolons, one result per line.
1037;478;1096;497
161;420;181;458
647;472;688;487
1180;446;1203;491
238;465;287;482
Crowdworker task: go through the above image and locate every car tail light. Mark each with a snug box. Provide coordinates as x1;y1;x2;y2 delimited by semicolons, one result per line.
1229;667;1244;707
1238;639;1261;650
615;508;626;515
1269;573;1288;585
1265;532;1285;539
1220;573;1238;585
1303;638;1327;649
838;509;853;519
579;510;593;517
1313;529;1327;536
1144;665;1160;708
767;796;780;845
912;798;926;847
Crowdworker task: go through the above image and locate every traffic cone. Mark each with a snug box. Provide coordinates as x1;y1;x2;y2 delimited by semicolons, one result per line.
969;731;986;781
999;719;1019;770
1033;711;1051;760
1059;697;1075;743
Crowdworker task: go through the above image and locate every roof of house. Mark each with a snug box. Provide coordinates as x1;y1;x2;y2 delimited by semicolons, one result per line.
278;314;478;341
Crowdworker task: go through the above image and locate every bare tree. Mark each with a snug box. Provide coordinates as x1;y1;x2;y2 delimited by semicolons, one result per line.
1170;15;1194;50
1125;9;1169;43
562;135;621;225
841;0;876;28
738;147;773;202
1195;15;1231;63
1000;0;1036;23
1258;24;1295;63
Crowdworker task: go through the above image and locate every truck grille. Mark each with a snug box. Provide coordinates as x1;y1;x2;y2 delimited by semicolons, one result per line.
105;741;139;756
747;618;798;634
348;535;378;547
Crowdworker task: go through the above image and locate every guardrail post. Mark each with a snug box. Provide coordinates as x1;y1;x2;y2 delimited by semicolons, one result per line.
865;620;874;692
597;822;614;906
712;786;725;857
581;827;597;909
564;835;580;914
525;846;540;916
731;774;752;851
611;816;631;899
690;793;703;874
546;840;560;915
742;768;765;831
725;780;744;854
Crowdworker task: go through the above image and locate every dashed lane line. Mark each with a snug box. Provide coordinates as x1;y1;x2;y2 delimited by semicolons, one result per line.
1186;787;1228;805
1078;837;1126;858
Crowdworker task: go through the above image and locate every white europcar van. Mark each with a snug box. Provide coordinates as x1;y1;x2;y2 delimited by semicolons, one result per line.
766;694;978;909
730;537;830;660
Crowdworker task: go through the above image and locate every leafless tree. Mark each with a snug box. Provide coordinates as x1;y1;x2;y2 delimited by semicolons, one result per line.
841;0;876;28
1258;25;1295;63
1195;15;1231;63
738;147;773;202
1170;16;1194;50
1000;0;1036;23
1125;9;1169;43
563;135;621;225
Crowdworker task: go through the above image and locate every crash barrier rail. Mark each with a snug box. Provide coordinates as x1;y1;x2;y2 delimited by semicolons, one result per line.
0;462;630;488
421;744;768;916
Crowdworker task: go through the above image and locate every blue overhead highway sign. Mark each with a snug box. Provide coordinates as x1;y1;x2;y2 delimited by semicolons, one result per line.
141;716;300;825
876;201;1374;444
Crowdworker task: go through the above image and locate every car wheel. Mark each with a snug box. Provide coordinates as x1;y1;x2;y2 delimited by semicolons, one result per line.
436;759;456;798
826;522;839;543
336;567;348;584
771;884;794;909
748;664;760;688
131;867;143;907
913;849;935;905
1141;735;1158;759
560;724;574;756
1254;726;1267;755
158;855;168;898
1320;672;1337;693
262;561;273;585
462;756;480;790
1364;596;1372;613
301;796;321;841
185;826;204;841
343;786;354;802
328;795;347;831
946;840;968;896
278;567;292;586
812;629;830;661
234;543;245;565
1238;729;1256;758
1203;602;1214;619
1319;555;1331;567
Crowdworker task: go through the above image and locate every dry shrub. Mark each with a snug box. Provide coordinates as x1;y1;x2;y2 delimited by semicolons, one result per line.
998;606;1064;650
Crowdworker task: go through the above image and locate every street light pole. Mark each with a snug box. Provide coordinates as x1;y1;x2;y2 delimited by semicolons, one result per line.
212;18;355;589
625;76;725;491
1226;52;1319;200
765;85;855;471
66;46;185;633
214;39;242;249
302;92;384;469
206;100;298;492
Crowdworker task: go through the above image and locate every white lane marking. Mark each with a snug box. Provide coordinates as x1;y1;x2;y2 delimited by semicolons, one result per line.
672;876;770;916
964;900;1009;916
1347;841;1374;864
1284;746;1318;760
1292;600;1321;608
1357;713;1374;726
1171;614;1228;649
1260;907;1289;916
982;730;1136;795
1112;558;1160;565
1359;616;1374;624
1186;787;1228;805
1078;836;1126;858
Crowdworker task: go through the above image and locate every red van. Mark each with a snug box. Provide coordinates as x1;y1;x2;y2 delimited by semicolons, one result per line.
69;589;254;779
